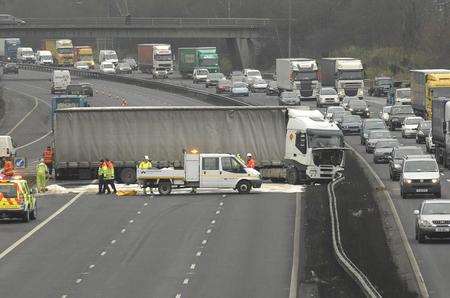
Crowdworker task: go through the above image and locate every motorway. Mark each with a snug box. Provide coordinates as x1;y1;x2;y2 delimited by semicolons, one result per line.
0;70;296;298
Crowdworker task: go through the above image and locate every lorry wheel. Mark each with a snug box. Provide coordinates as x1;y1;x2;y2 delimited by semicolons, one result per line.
236;181;252;194
119;168;136;184
22;209;30;223
286;168;299;185
158;182;172;195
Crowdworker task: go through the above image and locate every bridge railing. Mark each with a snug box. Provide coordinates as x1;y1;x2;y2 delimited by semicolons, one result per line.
18;17;273;28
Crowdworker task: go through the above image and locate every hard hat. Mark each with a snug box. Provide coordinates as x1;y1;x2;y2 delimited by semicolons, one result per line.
144;155;149;160
246;153;252;157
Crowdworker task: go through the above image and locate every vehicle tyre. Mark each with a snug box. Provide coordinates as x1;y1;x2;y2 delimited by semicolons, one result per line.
417;230;426;243
119;167;136;184
415;228;418;240
415;136;419;143
389;170;393;180
30;203;36;220
22;209;30;223
158;182;172;195
389;124;394;131
236;180;252;194
373;158;378;164
401;189;407;199
286;168;299;185
435;191;441;198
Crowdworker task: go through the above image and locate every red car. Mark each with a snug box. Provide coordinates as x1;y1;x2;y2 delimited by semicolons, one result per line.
216;79;232;94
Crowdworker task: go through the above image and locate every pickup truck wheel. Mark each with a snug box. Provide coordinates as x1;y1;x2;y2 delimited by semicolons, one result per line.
22;209;30;223
236;181;252;194
119;168;136;184
158;182;172;195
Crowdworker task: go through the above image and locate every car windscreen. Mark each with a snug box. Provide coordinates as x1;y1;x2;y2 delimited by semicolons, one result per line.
421;121;431;129
321;88;337;95
404;160;438;172
197;69;209;75
369;131;391;139
247;71;261;77
234;83;247;88
282;93;298;100
396;89;411;98
375;140;399;148
349;101;367;108
342;116;361;124
208;73;224;80
103;64;113;69
119;63;130;68
394;148;423;158
405;118;422;125
253;79;266;84
376;79;392;85
365;121;385;129
327;107;344;113
0;184;17;198
422;203;450;215
392;105;413;114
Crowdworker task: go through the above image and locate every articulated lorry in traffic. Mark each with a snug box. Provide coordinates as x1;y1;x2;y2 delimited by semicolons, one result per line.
410;69;450;120
432;97;450;167
276;58;319;100
42;39;74;66
0;38;21;61
52;106;345;184
178;47;220;77
319;58;364;100
137;44;173;76
74;46;95;69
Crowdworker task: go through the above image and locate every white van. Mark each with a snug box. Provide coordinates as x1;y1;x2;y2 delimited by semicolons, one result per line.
51;70;71;94
36;50;53;65
0;136;15;159
99;50;118;65
17;47;36;63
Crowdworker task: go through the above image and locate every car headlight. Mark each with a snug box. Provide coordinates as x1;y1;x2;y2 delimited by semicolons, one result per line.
349;108;353;111
394;164;401;169
404;179;412;184
365;108;369;111
418;219;433;227
432;178;439;184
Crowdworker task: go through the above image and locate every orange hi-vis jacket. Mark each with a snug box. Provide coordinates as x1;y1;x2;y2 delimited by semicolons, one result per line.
43;148;54;164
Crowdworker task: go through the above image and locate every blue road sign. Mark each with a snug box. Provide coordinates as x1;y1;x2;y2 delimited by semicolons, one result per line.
14;158;26;169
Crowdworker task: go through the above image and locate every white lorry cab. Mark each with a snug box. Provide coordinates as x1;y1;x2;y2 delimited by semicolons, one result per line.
137;152;262;195
0;136;15;160
50;70;71;94
36;50;53;65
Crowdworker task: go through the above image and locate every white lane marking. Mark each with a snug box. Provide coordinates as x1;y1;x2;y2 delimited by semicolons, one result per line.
206;229;212;234
211;220;215;224
121;228;126;234
15;130;53;150
219;202;224;206
0;192;84;262
89;264;95;269
137;211;141;215
76;278;82;284
289;193;301;298
144;203;148;206
216;210;220;214
196;251;202;256
129;219;134;223
111;240;116;244
62;295;68;298
5;93;38;135
202;239;207;245
175;294;181;298
190;263;196;270
182;278;189;285
100;251;106;256
5;85;51;107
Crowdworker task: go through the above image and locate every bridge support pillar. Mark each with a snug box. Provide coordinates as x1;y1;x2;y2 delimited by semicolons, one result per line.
226;38;255;69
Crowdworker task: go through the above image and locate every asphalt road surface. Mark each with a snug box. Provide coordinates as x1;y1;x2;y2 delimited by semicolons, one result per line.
0;70;298;298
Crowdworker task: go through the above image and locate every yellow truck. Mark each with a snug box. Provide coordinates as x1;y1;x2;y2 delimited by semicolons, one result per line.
74;46;95;69
42;39;74;66
411;69;450;120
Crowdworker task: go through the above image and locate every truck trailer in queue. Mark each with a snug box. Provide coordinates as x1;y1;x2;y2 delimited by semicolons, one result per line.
52;106;345;184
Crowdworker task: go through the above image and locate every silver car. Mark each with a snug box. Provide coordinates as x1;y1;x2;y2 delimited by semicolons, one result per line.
365;130;394;153
317;87;339;108
373;139;400;164
414;200;450;243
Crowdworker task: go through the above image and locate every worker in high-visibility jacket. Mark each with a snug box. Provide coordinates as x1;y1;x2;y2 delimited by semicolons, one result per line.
43;146;54;176
105;159;116;194
97;160;110;194
36;158;49;193
246;153;256;169
139;155;153;194
2;158;14;178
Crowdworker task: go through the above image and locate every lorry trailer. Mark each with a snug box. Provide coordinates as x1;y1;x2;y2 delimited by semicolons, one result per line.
53;106;345;184
138;44;173;75
276;58;319;100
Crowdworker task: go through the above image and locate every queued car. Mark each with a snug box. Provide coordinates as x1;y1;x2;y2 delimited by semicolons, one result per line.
341;96;358;110
414;200;450;243
338;115;362;134
416;120;431;144
395;88;411;105
115;62;132;74
193;68;209;83
231;81;250;97
389;146;424;181
348;99;370;118
216;79;232;94
373;139;400;164
266;81;278;96
387;104;415;131
0;178;36;222
74;61;90;70
365;130;394;153
331;110;352;125
205;73;226;88
325;106;345;121
400;155;441;199
100;61;116;74
317;87;339;107
379;106;392;124
122;58;138;71
152;68;168;79
401;116;423;138
279;91;300;106
229;70;243;79
360;119;386;145
426;131;435;153
250;78;268;93
368;76;393;97
2;61;18;74
66;83;94;97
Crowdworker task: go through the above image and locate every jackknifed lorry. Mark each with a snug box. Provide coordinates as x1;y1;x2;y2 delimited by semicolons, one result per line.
52;106;345;184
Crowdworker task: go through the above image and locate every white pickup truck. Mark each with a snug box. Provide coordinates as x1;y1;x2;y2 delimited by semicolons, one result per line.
136;152;262;195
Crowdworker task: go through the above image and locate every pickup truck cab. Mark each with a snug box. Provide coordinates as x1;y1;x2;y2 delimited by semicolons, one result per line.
0;178;36;222
137;153;262;195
